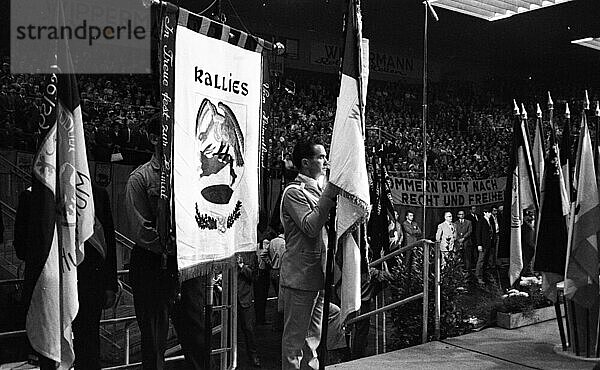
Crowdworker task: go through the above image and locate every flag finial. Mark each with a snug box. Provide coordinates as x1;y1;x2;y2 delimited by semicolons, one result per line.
595;101;600;117
521;103;528;120
584;90;590;110
513;99;520;116
536;103;542;118
565;103;571;119
548;91;553;110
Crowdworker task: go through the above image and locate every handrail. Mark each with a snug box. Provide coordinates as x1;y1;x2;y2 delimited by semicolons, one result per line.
0;154;32;182
347;238;436;346
346;293;424;326
369;239;434;267
115;231;135;251
0;199;16;216
0;270;129;286
0;278;23;286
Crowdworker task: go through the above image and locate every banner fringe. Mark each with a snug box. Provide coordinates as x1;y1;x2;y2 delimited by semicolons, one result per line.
330;183;371;237
179;257;231;281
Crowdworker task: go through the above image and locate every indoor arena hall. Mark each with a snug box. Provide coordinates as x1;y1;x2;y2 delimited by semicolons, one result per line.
1;0;600;369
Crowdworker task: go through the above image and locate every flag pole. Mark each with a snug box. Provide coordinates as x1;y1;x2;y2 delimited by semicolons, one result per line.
204;268;214;369
594;100;600;358
594;101;600;166
318;1;351;366
319;208;336;369
421;0;438;242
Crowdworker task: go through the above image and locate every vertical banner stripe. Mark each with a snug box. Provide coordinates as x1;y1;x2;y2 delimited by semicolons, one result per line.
157;4;179;258
221;25;231;41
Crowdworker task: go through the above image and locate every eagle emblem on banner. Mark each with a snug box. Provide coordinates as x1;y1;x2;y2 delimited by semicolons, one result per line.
194;98;244;231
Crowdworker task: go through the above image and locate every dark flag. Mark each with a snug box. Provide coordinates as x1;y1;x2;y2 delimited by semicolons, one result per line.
367;156;400;260
534;122;569;300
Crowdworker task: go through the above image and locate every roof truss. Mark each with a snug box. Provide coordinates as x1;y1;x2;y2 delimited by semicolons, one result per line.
429;0;573;21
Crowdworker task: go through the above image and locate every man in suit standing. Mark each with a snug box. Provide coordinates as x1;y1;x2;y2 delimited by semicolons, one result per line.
454;210;473;275
490;206;501;270
436;212;457;253
401;211;422;248
465;206;480;275
521;209;536;276
475;208;496;285
280;140;338;370
236;253;261;367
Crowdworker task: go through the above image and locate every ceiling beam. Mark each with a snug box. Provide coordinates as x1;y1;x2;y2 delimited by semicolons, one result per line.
431;0;574;21
432;0;496;20
572;37;600;52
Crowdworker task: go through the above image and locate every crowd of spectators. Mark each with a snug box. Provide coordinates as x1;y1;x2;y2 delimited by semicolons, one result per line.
0;57;159;163
268;71;514;180
2;58;595;180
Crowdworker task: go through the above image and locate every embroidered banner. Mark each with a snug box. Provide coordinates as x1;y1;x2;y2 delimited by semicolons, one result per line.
387;176;507;207
172;11;262;280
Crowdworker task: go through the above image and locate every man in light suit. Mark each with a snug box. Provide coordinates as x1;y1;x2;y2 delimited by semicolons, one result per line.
280;140;338;370
436;212;457;253
454;210;473;275
475;208;496;285
436;212;457;268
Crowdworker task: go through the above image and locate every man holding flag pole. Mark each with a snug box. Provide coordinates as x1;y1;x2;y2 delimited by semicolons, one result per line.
317;0;371;368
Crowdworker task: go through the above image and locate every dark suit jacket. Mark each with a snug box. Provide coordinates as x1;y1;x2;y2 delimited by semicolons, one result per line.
401;220;422;247
78;183;118;295
476;217;496;250
237;253;255;309
465;212;480;245
455;219;472;247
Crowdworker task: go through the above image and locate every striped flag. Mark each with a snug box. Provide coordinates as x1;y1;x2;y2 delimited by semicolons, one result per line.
328;0;370;323
564;114;600;308
508;107;539;285
27;48;94;367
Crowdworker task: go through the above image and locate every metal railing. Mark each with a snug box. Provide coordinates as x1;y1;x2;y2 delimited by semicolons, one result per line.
0;315;225;368
346;238;440;348
0;154;32;183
